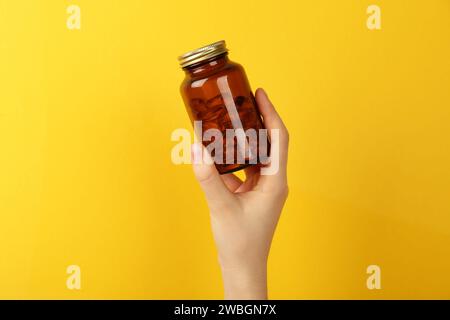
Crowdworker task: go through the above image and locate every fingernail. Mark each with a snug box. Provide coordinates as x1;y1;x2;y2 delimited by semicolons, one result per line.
259;88;268;99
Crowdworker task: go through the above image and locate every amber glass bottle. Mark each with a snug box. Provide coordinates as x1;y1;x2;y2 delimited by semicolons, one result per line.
179;40;268;174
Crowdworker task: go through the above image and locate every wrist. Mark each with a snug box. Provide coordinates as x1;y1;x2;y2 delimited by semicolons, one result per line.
220;261;268;300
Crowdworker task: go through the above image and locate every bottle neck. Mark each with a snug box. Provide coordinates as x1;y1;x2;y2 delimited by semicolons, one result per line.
183;54;229;77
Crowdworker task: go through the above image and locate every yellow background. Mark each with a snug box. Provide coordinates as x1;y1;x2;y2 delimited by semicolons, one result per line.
1;0;449;299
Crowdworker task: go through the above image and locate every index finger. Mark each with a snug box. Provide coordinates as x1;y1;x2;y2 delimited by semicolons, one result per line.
254;88;289;188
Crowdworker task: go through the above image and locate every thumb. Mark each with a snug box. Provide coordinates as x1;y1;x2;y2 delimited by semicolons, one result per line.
191;143;235;211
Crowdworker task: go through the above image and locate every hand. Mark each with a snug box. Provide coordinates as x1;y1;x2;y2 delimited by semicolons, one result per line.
191;88;289;299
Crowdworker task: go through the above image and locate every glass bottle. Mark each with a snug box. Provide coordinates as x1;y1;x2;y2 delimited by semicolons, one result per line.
179;40;269;174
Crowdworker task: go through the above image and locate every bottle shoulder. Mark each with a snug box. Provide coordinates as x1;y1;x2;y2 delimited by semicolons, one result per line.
181;60;244;90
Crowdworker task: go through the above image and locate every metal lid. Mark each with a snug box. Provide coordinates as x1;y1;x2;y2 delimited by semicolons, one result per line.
178;40;228;68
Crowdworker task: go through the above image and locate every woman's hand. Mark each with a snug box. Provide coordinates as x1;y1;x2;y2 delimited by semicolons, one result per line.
191;88;289;300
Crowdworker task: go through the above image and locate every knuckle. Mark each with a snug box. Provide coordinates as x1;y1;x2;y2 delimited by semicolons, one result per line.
284;185;289;198
283;127;290;144
270;183;289;199
281;121;288;135
279;184;289;199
